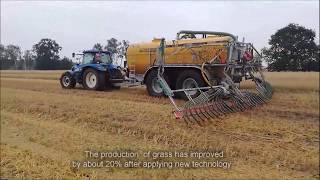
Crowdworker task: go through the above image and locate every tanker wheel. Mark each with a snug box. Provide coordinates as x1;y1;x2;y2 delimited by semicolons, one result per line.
175;70;205;100
145;69;164;97
60;72;76;89
82;68;106;91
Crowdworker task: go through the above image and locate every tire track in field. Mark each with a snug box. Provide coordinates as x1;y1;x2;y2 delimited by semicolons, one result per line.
2;72;319;179
1;77;319;128
0;77;174;106
1;77;318;125
2;78;319;178
1;86;316;125
1;86;318;150
2;92;318;174
1;77;318;114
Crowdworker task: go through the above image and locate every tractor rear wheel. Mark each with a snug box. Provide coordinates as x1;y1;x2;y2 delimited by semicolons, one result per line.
175;70;205;100
60;72;76;89
82;69;106;91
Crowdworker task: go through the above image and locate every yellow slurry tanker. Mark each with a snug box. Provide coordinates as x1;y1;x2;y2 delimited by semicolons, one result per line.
126;30;273;124
127;31;232;98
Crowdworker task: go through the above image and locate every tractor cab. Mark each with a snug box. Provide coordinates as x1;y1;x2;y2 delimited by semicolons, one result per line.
81;50;112;65
72;50;113;65
60;49;125;90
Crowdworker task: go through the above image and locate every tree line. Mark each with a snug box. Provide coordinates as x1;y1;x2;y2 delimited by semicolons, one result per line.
0;39;73;70
0;38;129;70
263;23;319;71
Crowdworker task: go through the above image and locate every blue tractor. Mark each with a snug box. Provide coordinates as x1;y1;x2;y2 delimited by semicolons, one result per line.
60;50;126;90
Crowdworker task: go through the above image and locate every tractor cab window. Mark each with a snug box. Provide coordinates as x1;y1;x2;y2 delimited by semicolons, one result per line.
83;53;94;64
100;53;112;64
82;52;112;64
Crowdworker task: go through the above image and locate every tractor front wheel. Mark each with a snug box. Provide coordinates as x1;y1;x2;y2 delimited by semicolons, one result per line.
82;69;106;90
60;72;76;89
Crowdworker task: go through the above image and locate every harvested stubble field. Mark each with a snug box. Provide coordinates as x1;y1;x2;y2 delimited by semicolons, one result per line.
0;70;319;179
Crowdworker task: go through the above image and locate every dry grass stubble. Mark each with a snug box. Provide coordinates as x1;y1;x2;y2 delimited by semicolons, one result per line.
0;71;319;179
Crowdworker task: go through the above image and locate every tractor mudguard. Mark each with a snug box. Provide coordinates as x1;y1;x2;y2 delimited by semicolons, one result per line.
65;70;75;75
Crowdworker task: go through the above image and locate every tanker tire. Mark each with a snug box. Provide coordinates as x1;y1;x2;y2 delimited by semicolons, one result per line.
82;68;106;91
145;70;164;97
175;70;205;100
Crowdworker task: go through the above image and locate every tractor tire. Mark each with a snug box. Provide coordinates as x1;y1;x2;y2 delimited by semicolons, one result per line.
82;68;106;91
175;69;205;100
60;72;76;89
145;69;164;97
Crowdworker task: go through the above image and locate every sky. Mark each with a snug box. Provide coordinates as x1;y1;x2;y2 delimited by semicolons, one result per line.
1;1;319;58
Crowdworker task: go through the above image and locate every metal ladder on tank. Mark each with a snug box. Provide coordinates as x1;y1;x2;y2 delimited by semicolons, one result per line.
128;64;140;87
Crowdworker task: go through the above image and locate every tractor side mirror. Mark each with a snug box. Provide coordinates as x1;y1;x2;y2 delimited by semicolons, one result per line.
72;53;75;58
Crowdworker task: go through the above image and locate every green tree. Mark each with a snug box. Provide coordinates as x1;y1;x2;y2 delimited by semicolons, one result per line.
117;40;129;66
33;38;62;70
22;50;35;70
0;44;6;69
103;38;129;66
105;38;119;56
306;44;320;71
118;40;129;59
93;43;103;51
58;57;74;69
263;23;319;71
0;44;21;70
